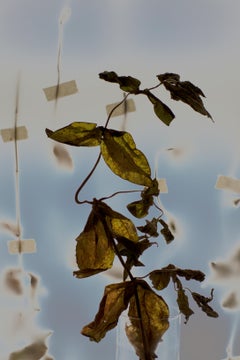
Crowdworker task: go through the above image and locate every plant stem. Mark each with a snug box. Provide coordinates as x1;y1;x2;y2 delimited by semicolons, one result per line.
110;235;151;360
75;151;102;204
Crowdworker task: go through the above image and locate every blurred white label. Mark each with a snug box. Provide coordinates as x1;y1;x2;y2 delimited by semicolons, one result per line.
43;80;78;101
106;99;136;117
215;175;240;193
1;126;28;142
8;239;36;254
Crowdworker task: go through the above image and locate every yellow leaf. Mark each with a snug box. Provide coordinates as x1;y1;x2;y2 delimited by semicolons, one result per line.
101;129;153;187
75;210;114;278
46;122;102;146
126;281;169;359
82;282;134;342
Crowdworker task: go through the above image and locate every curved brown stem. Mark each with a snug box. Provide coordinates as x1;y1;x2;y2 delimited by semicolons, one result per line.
75;151;102;204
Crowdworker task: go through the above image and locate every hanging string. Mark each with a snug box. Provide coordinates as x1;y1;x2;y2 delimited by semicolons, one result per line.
13;73;23;269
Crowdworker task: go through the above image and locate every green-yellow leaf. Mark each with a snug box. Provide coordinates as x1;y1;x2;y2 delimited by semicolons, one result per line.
145;90;175;126
101;129;153;187
74;209;114;278
126;280;169;360
46;122;102;147
81;282;134;342
177;288;194;323
95;200;138;243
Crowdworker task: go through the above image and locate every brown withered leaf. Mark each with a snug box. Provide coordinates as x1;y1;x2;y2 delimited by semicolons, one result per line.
149;270;171;291
126;280;169;360
137;218;159;237
176;287;194;323
191;289;219;318
159;219;174;244
157;73;213;120
81;282;134;342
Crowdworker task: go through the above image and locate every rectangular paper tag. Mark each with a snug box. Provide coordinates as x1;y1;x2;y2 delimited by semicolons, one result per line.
43;80;78;101
1;126;28;142
106;99;136;117
215;175;240;193
157;178;168;193
8;239;37;254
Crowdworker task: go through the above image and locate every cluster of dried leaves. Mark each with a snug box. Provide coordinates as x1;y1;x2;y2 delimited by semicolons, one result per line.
46;71;218;360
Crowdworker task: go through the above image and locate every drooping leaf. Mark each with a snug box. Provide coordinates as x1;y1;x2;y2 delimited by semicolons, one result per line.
117;236;155;280
127;179;159;218
101;129;153;187
149;270;171;291
144;90;175;126
46;122;102;147
176;287;194;323
127;199;152;218
81;282;134;342
99;71;141;93
191;289;219;318
159;219;174;244
157;73;213;120
74;208;115;278
95;200;139;243
126;280;169;360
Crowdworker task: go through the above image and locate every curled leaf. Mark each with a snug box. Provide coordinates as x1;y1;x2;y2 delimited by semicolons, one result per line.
157;73;213;120
101;129;153;187
159;219;174;244
176;287;194;323
81;282;134;342
126;280;169;360
191;289;219;318
46;122;102;147
99;71;141;93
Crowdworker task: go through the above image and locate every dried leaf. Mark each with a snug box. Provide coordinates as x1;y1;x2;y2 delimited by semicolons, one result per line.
137;218;159;237
46;122;102;147
157;73;213;120
126;280;169;360
74;209;115;278
101;129;153;187
191;289;219;318
176;268;205;282
81;282;134;342
149;270;171;291
144;90;175;126
99;71;141;93
127;180;159;218
176;287;194;323
159;219;174;244
97;200;138;243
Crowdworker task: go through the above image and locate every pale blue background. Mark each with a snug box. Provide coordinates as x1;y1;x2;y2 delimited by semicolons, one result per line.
1;1;240;359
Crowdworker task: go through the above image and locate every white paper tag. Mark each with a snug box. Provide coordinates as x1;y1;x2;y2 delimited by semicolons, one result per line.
43;80;78;101
8;239;36;254
106;99;136;117
157;178;168;193
1;126;28;142
215;175;240;193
